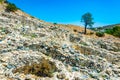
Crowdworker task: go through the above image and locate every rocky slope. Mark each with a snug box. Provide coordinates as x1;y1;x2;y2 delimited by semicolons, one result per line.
0;2;120;80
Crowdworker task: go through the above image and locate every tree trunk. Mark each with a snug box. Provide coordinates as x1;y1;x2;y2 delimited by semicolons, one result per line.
84;24;87;34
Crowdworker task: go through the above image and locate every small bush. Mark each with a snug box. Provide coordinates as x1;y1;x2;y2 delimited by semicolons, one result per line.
0;27;10;34
112;26;120;38
6;3;18;12
53;23;57;25
31;33;37;38
90;32;94;35
13;59;57;77
96;32;105;37
87;32;94;35
50;26;58;30
30;16;35;18
73;29;77;32
79;41;88;46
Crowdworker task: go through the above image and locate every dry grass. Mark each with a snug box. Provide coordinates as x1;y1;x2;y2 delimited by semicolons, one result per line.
58;24;120;42
72;45;91;55
13;58;57;77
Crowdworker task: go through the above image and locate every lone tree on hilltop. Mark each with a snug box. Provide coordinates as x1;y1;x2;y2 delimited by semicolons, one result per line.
81;12;94;34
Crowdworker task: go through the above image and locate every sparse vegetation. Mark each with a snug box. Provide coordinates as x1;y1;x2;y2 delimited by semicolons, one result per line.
0;0;5;3
30;16;35;18
86;32;94;35
6;2;18;12
13;58;57;77
79;41;88;46
0;27;10;34
21;33;37;38
89;32;94;35
0;0;3;2
96;32;105;37
31;33;37;38
50;26;58;30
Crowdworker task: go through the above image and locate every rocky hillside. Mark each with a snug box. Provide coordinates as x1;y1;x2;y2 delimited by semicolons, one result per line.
0;2;120;80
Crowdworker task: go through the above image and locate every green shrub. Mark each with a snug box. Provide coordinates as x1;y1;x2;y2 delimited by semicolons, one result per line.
31;33;37;38
50;26;58;30
105;29;113;34
96;32;105;37
112;26;120;38
79;41;88;46
30;16;35;18
53;23;57;25
6;3;18;12
105;26;120;38
0;27;10;34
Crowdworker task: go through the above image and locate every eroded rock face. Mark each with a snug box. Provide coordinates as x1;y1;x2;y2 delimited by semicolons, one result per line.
0;7;120;80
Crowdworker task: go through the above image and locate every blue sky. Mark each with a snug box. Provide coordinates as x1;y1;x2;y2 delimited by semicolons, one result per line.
8;0;120;27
